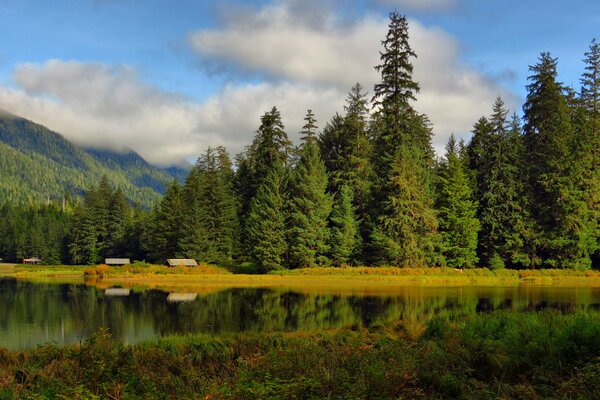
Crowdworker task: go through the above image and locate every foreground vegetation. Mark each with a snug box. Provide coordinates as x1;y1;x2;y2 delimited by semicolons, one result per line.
0;311;598;399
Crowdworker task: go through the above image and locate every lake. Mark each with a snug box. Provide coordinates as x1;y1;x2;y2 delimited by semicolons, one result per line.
1;278;600;350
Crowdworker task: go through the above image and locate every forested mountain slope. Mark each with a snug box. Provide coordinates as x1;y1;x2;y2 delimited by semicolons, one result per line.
0;109;186;208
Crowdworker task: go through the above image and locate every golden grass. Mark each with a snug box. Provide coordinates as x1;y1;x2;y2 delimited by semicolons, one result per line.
3;265;600;296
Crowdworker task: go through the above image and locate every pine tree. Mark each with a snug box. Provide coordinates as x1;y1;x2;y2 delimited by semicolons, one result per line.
523;53;593;268
288;117;333;268
437;135;480;268
370;146;438;267
246;165;288;271
329;185;360;266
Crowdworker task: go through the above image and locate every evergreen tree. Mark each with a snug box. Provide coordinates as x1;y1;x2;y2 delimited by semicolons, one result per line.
179;147;238;264
104;188;129;258
369;13;436;266
370;146;438;267
578;39;600;267
437;135;480;268
152;180;184;262
246;165;288;271
288;116;333;268
236;107;292;258
329;185;360;266
371;12;433;166
523;53;593;268
300;109;318;144
467;101;533;268
581;39;600;115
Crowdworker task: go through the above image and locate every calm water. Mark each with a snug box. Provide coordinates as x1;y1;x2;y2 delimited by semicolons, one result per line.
1;278;600;350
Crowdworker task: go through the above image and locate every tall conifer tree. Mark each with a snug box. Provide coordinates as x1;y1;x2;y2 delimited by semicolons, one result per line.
437;135;480;268
523;53;593;268
247;165;288;271
288;112;332;268
329;185;360;266
369;12;437;266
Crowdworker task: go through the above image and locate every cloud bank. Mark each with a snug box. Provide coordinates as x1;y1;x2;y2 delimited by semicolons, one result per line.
0;1;516;165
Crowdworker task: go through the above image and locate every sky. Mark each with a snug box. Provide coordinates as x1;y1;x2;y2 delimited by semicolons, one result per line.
0;0;598;167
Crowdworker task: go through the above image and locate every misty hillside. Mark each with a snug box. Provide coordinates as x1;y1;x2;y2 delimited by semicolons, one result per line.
0;109;187;208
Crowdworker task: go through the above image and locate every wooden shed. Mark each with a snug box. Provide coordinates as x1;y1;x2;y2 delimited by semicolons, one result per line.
105;258;131;266
166;259;198;267
22;257;42;265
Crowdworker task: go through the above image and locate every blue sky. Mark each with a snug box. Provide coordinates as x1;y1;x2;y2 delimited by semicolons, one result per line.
0;0;598;165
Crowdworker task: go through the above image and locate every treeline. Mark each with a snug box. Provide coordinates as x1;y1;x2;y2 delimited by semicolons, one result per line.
1;13;598;269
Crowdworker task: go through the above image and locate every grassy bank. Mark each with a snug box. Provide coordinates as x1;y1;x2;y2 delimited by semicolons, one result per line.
1;310;599;399
4;265;600;293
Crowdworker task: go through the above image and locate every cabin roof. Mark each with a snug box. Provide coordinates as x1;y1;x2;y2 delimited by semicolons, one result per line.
166;259;198;266
23;257;42;262
105;258;131;265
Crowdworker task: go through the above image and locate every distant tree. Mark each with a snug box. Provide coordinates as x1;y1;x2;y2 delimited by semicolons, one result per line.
179;147;238;264
152;180;184;262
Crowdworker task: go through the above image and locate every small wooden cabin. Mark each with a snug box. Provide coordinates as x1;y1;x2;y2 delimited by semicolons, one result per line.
22;257;42;265
166;259;198;267
105;258;131;266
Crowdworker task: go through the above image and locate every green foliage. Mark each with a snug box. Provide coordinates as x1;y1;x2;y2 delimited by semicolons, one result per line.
288;137;333;268
2;311;600;399
371;146;438;267
523;53;595;268
0;111;178;208
467;100;533;268
68;177;132;264
146;180;184;262
436;135;480;268
329;185;361;266
247;166;289;271
178;147;239;264
0;202;71;264
488;253;506;270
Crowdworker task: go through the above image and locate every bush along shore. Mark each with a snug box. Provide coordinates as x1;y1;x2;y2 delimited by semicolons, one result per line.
1;310;599;399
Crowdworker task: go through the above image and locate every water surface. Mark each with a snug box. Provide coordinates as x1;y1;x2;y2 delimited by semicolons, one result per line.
1;278;600;350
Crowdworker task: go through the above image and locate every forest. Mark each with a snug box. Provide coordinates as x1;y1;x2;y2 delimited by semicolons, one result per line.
0;12;598;270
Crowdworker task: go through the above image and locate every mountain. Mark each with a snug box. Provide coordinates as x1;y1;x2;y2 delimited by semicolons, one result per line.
0;109;189;208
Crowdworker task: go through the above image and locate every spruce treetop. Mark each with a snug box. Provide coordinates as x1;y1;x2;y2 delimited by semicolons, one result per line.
372;12;419;113
581;38;600;114
300;109;318;144
344;83;369;120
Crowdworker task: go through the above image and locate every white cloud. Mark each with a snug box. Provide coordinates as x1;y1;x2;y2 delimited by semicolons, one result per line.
0;1;517;166
0;60;345;165
189;1;518;153
371;0;458;12
0;60;203;165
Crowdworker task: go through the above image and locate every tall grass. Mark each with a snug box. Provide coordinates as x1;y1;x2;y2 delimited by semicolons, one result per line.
1;311;599;399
